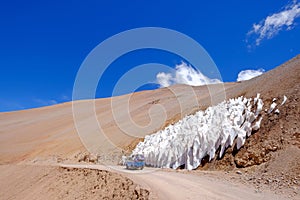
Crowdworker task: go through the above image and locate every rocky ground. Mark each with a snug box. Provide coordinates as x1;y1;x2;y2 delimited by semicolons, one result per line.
54;167;149;200
0;164;149;200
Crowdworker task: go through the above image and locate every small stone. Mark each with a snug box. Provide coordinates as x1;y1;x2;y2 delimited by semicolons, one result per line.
236;171;242;175
294;191;298;195
293;186;298;192
267;179;272;184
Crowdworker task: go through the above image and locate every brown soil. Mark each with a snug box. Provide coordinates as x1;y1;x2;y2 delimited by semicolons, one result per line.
0;164;149;200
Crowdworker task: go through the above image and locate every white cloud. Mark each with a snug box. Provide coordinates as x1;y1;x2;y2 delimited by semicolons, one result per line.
156;72;173;87
60;94;70;101
156;62;221;88
33;98;58;106
247;0;300;46
237;69;265;82
0;100;25;112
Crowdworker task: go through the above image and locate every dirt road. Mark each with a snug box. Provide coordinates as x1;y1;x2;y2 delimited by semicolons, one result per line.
60;164;288;200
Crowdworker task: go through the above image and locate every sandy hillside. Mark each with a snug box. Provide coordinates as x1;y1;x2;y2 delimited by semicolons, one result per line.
0;80;235;164
0;55;299;199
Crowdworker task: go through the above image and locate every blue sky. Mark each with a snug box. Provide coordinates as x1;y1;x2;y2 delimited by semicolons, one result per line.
1;0;300;112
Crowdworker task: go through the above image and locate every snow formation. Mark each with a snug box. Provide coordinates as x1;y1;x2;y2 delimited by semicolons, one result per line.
281;95;287;105
132;94;282;170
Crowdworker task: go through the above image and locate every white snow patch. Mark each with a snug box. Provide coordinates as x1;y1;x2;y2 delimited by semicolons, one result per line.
254;93;260;104
252;117;263;131
281;95;287;105
256;98;264;116
268;102;277;114
133;95;268;170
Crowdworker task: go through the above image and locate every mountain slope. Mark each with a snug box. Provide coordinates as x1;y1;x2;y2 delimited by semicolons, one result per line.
0;55;299;168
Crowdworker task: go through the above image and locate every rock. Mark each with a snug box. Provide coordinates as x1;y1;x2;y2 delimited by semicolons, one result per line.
236;170;242;175
292;186;298;191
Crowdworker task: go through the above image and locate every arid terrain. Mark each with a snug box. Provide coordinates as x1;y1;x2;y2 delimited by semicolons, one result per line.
0;55;299;199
